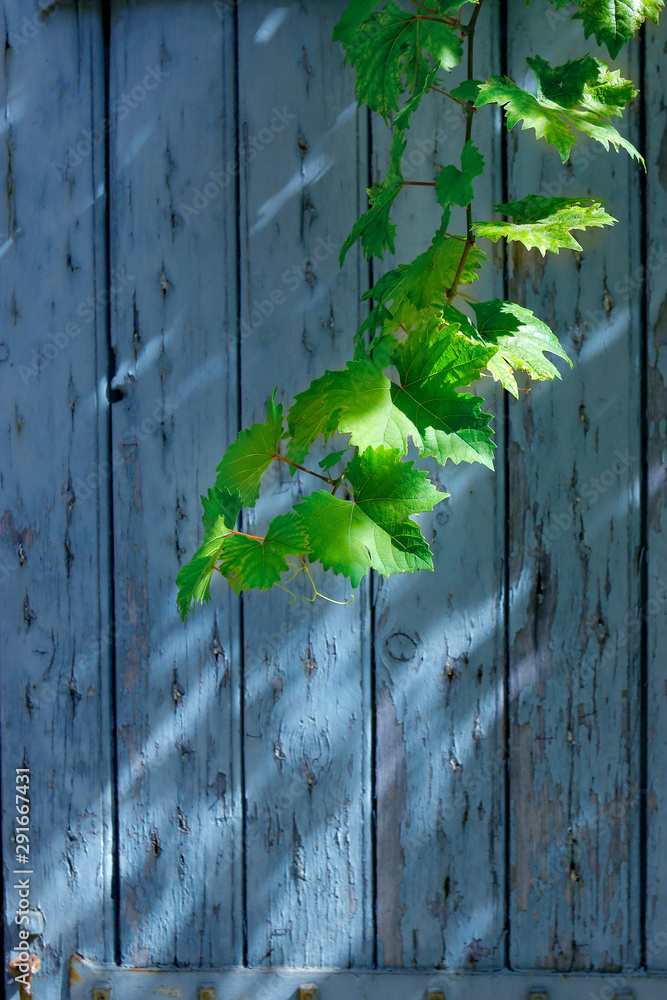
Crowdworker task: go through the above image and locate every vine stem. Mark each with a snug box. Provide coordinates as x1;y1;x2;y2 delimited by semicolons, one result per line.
406;2;461;27
213;530;267;546
275;450;354;498
229;528;265;541
446;0;485;303
210;3;485;588
483;387;505;412
447;240;473;302
212;454;355;552
413;14;461;27
430;85;476;110
275;452;333;486
407;0;437;11
332;477;354;498
298;556;355;605
407;0;442;15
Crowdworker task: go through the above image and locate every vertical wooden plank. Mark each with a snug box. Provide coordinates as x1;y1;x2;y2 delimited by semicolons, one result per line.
371;9;507;970
109;0;242;965
0;1;112;995
236;0;373;967
645;17;667;968
506;3;642;970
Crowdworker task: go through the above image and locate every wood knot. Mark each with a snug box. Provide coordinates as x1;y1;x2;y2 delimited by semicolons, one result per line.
385;632;417;661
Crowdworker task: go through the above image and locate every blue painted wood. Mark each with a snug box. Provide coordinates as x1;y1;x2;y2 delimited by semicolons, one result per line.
0;0;664;994
645;18;667;969
108;0;243;967
0;2;112;998
236;0;373;967
370;9;508;969
506;0;643;971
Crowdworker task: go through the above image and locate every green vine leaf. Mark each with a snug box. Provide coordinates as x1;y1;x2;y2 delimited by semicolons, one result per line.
287;322;495;469
336;0;463;119
220;512;310;594
450;78;483;103
436;140;485;209
475;55;642;164
319;449;350;472
392;67;440;130
469;299;571;396
332;0;382;47
296;447;447;587
286;357;406;464
390;323;496;466
176;486;242;621
362;211;487;324
546;0;664;57
214;392;284;506
340;127;407;264
177;0;658;605
474;194;616;255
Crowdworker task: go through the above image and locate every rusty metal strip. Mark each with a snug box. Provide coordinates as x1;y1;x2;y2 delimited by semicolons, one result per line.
298;987;318;1000
68;956;658;1000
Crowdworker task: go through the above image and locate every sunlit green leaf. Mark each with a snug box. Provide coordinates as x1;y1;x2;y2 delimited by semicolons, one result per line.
296;447;446;586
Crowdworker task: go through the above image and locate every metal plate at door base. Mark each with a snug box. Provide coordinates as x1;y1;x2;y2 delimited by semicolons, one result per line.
69;957;658;1000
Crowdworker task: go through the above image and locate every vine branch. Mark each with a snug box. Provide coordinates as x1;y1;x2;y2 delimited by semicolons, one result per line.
430;84;476;110
274;451;353;498
176;0;646;613
275;452;334;486
447;0;484;303
406;0;441;15
407;9;461;27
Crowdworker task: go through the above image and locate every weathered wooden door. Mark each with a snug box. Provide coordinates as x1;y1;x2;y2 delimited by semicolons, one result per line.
2;1;666;998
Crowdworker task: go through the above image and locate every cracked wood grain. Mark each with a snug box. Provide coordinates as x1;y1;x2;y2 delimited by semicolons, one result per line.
0;3;112;997
370;2;507;969
1;0;664;986
236;0;373;967
506;0;643;970
108;0;243;966
644;19;667;969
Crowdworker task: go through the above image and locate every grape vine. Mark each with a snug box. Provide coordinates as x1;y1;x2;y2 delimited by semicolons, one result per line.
177;0;662;618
